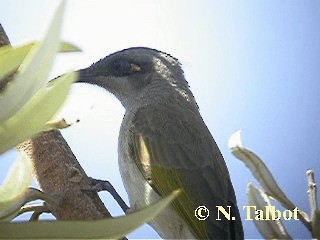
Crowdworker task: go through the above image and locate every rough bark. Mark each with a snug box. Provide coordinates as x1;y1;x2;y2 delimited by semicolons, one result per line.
16;130;111;220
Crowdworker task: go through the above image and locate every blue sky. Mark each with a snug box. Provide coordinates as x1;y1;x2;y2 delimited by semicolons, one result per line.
1;1;319;238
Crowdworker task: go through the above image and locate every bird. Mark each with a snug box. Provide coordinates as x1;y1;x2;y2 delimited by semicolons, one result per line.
76;47;244;239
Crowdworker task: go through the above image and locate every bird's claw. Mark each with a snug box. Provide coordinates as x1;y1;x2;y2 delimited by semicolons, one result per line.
84;177;130;213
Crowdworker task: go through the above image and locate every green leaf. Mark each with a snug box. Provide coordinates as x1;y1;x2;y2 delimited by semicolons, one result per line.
247;182;291;239
0;42;81;82
58;42;81;53
0;190;180;239
0;72;77;154
0;153;32;221
0;0;66;122
0;43;33;80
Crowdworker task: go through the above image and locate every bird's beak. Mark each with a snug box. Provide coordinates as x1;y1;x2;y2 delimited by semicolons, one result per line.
76;68;95;84
48;68;94;85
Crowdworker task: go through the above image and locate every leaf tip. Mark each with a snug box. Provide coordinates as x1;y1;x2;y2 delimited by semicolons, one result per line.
228;129;244;150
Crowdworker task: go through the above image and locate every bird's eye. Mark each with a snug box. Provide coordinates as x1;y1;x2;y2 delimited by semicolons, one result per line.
110;59;141;77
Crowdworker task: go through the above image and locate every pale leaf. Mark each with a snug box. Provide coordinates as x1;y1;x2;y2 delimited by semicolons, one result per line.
247;182;291;239
0;153;32;220
0;190;180;239
0;0;66;121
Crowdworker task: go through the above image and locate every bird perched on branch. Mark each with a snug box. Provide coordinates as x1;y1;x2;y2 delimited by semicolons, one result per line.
76;47;243;239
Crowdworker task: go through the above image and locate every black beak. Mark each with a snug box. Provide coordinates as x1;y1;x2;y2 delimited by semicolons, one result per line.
76;68;95;83
49;68;94;84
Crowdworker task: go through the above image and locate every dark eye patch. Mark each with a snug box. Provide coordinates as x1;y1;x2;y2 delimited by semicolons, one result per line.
110;59;133;77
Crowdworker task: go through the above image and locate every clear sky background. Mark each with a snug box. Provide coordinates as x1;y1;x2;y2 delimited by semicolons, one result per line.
1;0;320;239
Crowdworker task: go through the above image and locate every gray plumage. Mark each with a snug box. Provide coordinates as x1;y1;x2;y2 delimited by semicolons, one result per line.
77;47;244;239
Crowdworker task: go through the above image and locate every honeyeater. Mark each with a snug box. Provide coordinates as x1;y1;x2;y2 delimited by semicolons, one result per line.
76;47;244;239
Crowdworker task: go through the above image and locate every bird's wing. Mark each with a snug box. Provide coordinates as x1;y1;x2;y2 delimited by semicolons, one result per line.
127;104;243;239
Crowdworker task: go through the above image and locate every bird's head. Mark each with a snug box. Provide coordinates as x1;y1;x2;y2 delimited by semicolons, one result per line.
77;47;197;110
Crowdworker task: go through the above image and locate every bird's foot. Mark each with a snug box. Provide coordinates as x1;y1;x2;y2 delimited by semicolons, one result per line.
84;177;130;213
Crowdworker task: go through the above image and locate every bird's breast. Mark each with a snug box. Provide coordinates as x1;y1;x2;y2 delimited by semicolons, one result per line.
118;129;158;208
117;115;195;239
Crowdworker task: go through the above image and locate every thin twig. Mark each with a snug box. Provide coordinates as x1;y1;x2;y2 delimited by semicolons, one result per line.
19;203;51;220
307;169;318;219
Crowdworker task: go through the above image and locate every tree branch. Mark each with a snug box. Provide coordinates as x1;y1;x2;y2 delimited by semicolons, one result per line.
0;23;14;92
0;23;10;46
16;130;112;220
